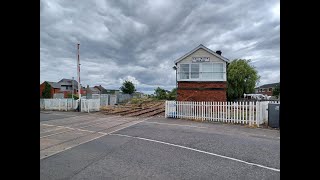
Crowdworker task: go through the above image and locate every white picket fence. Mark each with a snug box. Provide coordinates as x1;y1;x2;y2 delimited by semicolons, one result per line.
165;101;280;127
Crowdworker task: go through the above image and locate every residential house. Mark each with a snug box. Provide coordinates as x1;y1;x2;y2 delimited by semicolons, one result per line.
173;44;229;101
58;78;78;94
255;82;280;96
94;85;108;94
40;81;61;98
84;85;100;99
85;85;101;94
40;78;79;98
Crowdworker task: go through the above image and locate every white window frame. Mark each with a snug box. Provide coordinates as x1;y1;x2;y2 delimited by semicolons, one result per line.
190;63;200;79
178;62;226;81
179;64;190;80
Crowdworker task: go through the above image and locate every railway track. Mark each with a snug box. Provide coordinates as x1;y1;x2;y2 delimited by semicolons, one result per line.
102;101;165;118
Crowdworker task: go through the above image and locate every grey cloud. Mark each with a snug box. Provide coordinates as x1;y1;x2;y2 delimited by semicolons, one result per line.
41;0;280;93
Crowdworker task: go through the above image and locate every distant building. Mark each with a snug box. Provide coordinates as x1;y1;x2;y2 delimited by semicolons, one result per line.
94;85;108;94
58;79;78;92
255;82;280;96
40;81;61;98
40;78;79;98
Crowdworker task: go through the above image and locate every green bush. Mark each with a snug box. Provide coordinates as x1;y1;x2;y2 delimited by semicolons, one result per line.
67;93;79;100
42;82;52;98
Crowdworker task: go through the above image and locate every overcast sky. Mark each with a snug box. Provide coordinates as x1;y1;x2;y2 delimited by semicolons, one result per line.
40;0;280;94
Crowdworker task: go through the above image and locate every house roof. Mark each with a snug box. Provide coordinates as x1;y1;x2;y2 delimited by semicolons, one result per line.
94;85;107;92
58;78;78;86
174;44;229;64
257;82;280;89
87;87;100;92
46;81;61;89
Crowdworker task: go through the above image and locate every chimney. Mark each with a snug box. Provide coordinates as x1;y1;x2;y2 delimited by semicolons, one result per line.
216;50;222;55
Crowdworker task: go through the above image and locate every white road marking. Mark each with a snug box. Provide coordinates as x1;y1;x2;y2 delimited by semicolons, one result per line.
40;117;154;160
144;121;208;129
40;126;66;133
40;117;133;139
144;121;280;140
40;125;75;138
40;115;119;127
40;123;110;138
110;133;280;172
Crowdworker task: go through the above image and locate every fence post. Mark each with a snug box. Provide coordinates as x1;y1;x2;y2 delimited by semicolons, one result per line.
227;102;229;123
193;101;195;120
165;101;167;118
177;101;179;119
197;101;199;120
248;102;251;126
182;101;184;119
59;99;61;111
210;101;212;121
88;100;90;113
217;102;219;122
187;101;189;119
240;101;243;124
213;101;215;121
222;102;224;122
235;101;238;124
255;101;258;127
224;102;227;123
174;101;177;118
194;102;197;120
201;102;204;121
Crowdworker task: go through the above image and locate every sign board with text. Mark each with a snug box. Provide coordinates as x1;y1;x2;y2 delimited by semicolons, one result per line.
192;57;210;62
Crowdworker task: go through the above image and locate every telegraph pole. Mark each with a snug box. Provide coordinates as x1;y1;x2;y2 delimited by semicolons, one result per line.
72;77;74;99
77;43;81;99
77;43;81;112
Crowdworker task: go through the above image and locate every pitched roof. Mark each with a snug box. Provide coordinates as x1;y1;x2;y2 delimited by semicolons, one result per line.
90;87;100;91
94;85;107;92
58;78;78;86
174;44;229;64
86;87;100;92
257;82;280;89
46;81;60;89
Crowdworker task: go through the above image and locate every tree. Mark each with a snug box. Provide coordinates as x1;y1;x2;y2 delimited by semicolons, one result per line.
67;94;79;100
42;82;52;98
272;84;280;98
227;59;260;101
154;87;168;100
120;80;136;94
167;88;177;100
